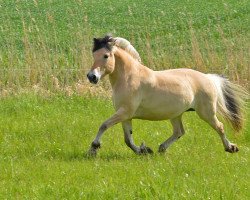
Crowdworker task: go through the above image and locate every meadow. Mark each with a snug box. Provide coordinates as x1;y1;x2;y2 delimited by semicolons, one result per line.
0;0;249;199
0;94;249;199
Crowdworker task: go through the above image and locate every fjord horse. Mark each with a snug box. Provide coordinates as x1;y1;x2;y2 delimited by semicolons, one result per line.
87;35;247;156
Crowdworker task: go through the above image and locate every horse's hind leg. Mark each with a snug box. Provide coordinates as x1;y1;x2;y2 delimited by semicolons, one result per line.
122;120;153;155
196;107;239;153
158;115;185;153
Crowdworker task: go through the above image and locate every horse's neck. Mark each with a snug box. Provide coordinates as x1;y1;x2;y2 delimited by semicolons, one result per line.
109;48;139;87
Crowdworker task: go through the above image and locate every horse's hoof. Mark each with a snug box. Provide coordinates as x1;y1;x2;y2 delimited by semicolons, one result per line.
139;143;154;155
87;148;97;157
158;144;166;153
225;144;239;153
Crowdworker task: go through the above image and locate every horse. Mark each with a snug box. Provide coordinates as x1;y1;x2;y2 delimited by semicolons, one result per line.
87;34;247;156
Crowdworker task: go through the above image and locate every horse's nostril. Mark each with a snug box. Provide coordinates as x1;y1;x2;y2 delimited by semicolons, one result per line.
87;73;93;80
87;73;98;84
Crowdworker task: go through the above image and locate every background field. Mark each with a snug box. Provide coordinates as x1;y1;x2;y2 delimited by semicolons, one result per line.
0;0;249;199
0;0;249;93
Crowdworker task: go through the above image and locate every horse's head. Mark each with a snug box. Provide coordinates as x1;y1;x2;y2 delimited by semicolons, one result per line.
87;35;116;84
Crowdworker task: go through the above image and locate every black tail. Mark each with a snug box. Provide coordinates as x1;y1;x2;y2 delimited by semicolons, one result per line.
221;79;248;132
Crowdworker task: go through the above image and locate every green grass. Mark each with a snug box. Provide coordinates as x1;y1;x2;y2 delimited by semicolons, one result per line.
0;0;249;90
0;94;249;199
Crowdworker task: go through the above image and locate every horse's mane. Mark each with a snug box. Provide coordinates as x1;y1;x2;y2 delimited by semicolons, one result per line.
93;35;141;63
114;37;141;62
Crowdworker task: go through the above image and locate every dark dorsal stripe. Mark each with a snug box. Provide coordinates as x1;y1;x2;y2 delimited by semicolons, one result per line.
92;35;115;52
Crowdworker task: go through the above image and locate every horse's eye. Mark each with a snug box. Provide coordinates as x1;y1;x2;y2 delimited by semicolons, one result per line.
104;54;109;59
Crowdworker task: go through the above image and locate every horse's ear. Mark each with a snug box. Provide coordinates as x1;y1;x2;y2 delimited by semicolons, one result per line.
108;41;116;48
93;38;99;43
107;36;116;46
105;34;113;41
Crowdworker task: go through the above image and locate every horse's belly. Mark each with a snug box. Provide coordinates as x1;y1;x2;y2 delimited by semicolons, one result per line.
133;108;174;120
133;99;189;120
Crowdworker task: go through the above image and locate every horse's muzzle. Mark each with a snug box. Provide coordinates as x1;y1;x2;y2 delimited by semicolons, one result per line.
87;73;99;84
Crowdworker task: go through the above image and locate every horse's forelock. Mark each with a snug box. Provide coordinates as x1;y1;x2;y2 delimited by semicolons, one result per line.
92;34;115;52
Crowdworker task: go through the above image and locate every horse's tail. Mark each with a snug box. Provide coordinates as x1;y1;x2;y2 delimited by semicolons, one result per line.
207;74;248;132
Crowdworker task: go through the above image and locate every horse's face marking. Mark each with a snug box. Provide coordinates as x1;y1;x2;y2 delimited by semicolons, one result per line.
87;48;115;84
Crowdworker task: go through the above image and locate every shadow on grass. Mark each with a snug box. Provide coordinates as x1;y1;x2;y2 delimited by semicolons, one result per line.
44;149;157;162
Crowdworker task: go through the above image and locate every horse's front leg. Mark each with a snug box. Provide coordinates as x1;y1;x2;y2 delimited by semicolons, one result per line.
88;107;129;156
122;120;153;155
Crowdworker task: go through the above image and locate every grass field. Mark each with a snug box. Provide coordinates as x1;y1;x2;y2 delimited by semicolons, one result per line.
0;94;249;199
0;0;249;199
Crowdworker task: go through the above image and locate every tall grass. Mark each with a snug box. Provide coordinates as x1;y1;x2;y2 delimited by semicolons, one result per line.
0;0;249;95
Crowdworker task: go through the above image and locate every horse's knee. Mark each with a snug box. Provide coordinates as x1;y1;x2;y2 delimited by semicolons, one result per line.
174;123;185;139
178;129;185;139
171;117;185;139
176;129;185;139
179;124;185;137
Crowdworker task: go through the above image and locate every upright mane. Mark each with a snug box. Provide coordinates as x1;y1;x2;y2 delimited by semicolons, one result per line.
114;37;141;62
92;35;141;63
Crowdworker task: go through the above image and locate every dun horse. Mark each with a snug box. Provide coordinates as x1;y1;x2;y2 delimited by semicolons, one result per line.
87;35;247;156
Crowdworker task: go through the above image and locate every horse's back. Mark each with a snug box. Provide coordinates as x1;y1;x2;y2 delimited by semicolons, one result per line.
155;68;215;93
